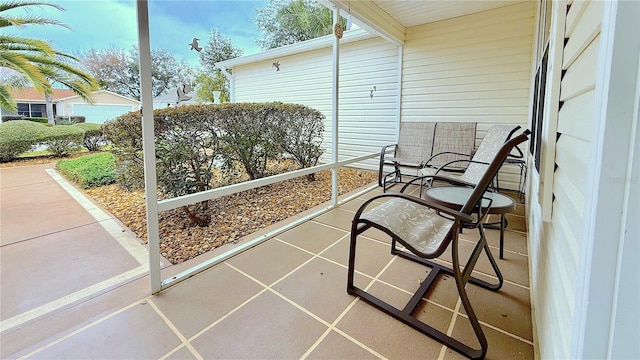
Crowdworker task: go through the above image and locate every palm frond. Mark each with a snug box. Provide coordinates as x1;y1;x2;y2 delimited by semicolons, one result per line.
0;35;54;55
0;1;64;13
0;50;49;89
0;83;17;111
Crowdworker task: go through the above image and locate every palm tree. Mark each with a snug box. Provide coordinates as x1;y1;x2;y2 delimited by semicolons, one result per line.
0;1;97;123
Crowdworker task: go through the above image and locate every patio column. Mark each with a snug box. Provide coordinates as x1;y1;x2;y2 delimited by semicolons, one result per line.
331;6;340;206
136;0;161;294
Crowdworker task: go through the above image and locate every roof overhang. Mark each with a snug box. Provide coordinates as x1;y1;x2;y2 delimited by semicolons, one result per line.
215;28;376;69
318;0;405;46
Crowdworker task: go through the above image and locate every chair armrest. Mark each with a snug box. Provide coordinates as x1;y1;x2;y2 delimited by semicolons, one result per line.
357;193;474;224
380;144;397;159
379;144;398;186
399;174;476;191
424;151;472;168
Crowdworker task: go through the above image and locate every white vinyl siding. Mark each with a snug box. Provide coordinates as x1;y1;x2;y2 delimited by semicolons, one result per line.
402;2;535;190
232;37;399;169
528;1;603;358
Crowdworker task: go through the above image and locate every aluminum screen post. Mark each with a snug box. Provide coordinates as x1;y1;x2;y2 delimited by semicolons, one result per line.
135;0;161;294
331;6;340;206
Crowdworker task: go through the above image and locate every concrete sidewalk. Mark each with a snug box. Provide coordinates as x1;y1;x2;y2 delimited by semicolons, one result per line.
0;163;149;335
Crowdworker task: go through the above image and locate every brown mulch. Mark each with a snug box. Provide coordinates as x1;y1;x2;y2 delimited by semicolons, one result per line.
86;166;378;264
0;152;88;168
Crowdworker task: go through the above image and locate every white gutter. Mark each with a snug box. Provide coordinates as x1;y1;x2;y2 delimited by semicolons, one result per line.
215;28;373;69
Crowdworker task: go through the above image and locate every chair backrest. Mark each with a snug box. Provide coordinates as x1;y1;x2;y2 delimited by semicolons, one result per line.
395;122;436;165
430;122;477;169
461;130;530;215
460;125;521;184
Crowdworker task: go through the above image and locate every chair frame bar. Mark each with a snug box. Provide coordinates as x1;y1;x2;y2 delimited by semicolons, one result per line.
347;221;503;360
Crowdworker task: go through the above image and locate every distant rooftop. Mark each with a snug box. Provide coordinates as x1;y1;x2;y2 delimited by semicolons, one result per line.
10;88;77;101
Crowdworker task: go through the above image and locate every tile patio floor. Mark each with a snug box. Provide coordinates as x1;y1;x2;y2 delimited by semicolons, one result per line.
2;184;533;360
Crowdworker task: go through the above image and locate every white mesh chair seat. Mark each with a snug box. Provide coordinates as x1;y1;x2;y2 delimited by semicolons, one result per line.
361;198;454;256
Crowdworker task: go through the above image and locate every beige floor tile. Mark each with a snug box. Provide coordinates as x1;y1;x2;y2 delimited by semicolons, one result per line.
152;264;263;338
476;228;529;256
306;330;379;360
313;208;356;231
30;301;181;359
162;345;198;360
444;315;534;360
377;256;460;310
276;220;347;254
274;258;363;323
321;237;391;278
190;291;327;359
227;239;313;285
461;281;533;341
0;223;140;320
454;238;529;287
337;282;445;359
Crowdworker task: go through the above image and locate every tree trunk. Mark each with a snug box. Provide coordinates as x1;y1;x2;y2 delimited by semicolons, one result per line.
45;93;55;125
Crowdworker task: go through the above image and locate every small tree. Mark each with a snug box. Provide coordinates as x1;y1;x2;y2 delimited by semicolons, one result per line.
195;28;243;104
215;103;282;180
155;106;222;226
255;0;345;50
273;103;325;181
81;47;193;100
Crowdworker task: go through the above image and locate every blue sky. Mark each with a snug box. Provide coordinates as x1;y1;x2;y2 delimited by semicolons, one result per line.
7;0;266;66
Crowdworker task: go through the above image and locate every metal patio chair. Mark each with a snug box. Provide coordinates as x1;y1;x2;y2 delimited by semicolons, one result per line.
348;130;530;360
422;124;522;189
378;122;476;192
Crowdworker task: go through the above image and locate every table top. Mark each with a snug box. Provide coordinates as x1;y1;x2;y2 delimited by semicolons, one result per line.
423;186;515;214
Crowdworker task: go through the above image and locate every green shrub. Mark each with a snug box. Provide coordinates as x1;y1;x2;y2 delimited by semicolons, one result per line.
2;115;24;122
215;103;282;180
24;117;48;124
55;116;85;125
56;152;116;188
74;123;104;151
155;106;221;197
272;103;325;181
43;125;85;157
104;103;326;191
102;111;145;189
0;121;49;162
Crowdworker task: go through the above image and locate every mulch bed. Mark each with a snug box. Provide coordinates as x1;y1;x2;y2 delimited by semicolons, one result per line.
86;166;378;264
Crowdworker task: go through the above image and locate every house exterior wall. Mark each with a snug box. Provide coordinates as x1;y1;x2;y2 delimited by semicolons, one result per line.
527;1;604;358
402;1;535;190
232;37;400;169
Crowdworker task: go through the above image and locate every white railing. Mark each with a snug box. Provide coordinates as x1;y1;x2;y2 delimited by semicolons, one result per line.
158;152;381;290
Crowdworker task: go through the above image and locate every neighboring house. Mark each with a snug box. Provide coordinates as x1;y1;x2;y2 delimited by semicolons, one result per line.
153;87;199;109
1;88;140;124
55;90;139;124
212;1;639;359
0;88;76;118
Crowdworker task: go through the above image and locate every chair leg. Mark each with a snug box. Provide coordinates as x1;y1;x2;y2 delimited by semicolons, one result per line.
350;225;502;359
451;234;488;359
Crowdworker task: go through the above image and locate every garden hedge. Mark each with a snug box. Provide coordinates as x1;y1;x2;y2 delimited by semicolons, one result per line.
74;123;105;151
43;125;85;157
104;102;325;218
0;121;49;162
